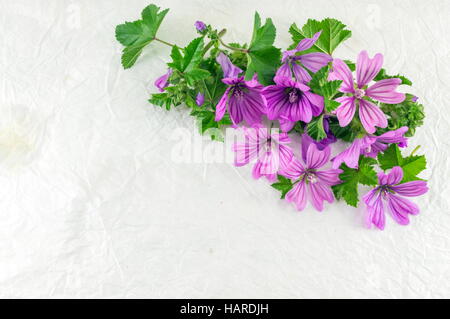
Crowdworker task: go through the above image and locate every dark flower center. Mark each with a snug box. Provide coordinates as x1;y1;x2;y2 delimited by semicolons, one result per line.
354;88;365;99
287;88;301;103
232;84;246;99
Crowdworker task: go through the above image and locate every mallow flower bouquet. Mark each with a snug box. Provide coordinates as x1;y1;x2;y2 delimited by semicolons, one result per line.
115;4;428;230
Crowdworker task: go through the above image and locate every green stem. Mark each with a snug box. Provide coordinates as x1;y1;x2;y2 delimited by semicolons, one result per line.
219;38;249;53
410;145;421;156
154;37;174;47
202;29;227;55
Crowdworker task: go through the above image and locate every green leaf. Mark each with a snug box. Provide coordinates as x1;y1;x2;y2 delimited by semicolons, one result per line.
185;69;210;86
329;118;357;142
168;45;183;71
149;92;172;110
307;115;326;141
332;157;378;207
190;109;231;140
377;144;426;182
308;65;342;112
271;175;294;199
181;37;204;72
374;68;412;86
379;94;425;137
289;18;352;55
245;12;281;85
115;4;169;69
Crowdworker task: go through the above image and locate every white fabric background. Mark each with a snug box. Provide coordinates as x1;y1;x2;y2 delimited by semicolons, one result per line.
0;0;449;298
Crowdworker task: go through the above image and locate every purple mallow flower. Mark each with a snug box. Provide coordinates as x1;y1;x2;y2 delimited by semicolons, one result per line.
276;31;332;83
329;51;405;134
332;126;408;169
215;53;266;125
196;92;205;106
281;135;342;211
194;21;207;32
262;76;324;123
154;69;172;92
363;166;428;230
232;125;294;182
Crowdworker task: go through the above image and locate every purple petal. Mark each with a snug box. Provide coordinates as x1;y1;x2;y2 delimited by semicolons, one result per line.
365;192;385;230
154;69;172;92
286;181;307;211
329;59;354;93
292;63;312;83
386;166;403;185
252;151;279;181
216;52;242;79
194;21;207;32
387;194;419;225
298;52;332;73
335;96;356;127
391;180;428;197
275;62;293;78
316;169;343;186
304;91;324;116
332;136;375;169
366;78;406;104
308;181;334;211
215;88;230;121
376;126;408;144
279;116;295;132
356;50;383;88
295;31;322;52
358;99;388;134
196;92;205;106
280;157;304;180
306;144;331;169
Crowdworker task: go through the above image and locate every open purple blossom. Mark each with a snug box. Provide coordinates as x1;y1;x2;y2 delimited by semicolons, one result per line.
329;51;405;134
196;92;205;106
262;76;324;123
232;125;294;182
363;166;428;230
194;21;207;32
281;135;342;211
276;31;332;83
332;126;408;169
154;68;172;92
215;53;266;125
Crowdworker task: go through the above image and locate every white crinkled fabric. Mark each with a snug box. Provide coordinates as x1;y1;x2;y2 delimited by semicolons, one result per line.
0;0;449;298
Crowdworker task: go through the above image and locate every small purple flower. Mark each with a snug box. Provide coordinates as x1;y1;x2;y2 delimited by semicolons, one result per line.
329;51;405;133
281;135;342;211
332;127;408;169
215;53;266;125
411;95;419;103
232;125;294;182
196;92;205;106
262;76;324;123
276;31;332;83
154;69;172;92
363;166;428;230
195;21;207;32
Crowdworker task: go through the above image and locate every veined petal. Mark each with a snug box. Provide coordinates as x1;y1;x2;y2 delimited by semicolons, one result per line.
216;52;242;78
358;99;387;134
387;194;419;226
391;181;428;197
215;88;230;121
335;96;356;127
275;62;293;79
376;126;408;144
306;144;331;169
329;59;354;93
316;169;343;186
280;157;305;180
286;181;307;211
365;192;385;230
252;151;279;181
356;50;383;88
279;116;295;132
387;166;403;185
295;31;322;52
332;138;365;169
309;182;334;211
304;91;324;116
292;63;312;83
366;78;406;104
298;52;332;73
